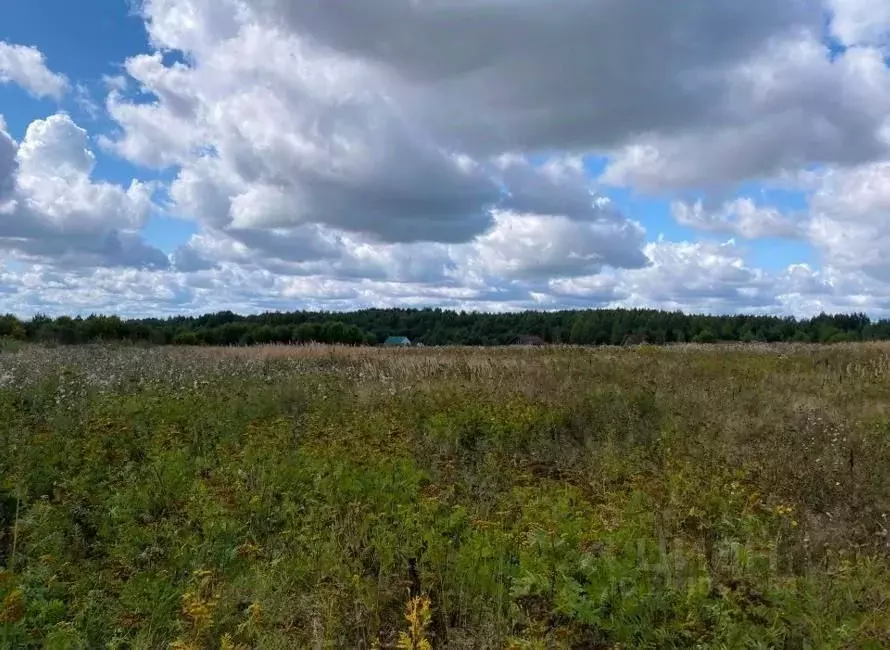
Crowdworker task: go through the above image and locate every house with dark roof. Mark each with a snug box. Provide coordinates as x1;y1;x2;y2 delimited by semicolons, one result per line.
383;336;411;347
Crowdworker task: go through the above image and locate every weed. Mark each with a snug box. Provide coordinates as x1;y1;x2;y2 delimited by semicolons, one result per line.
398;595;433;650
0;343;889;647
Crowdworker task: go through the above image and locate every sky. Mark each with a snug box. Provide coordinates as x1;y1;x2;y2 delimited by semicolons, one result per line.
2;0;890;318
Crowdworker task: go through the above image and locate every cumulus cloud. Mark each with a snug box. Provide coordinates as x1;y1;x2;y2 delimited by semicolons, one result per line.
6;236;890;320
550;240;776;313
672;198;802;239
105;1;858;245
172;226;455;284
806;162;890;281
0;41;68;99
7;0;890;317
101;3;660;274
0;117;15;198
461;211;648;282
603;38;890;191
828;0;890;49
106;36;502;246
496;156;616;222
111;2;890;206
0;114;167;268
244;0;817;156
238;0;890;194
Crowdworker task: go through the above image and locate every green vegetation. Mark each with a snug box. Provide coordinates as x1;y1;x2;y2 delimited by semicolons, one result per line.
2;343;890;648
1;308;889;347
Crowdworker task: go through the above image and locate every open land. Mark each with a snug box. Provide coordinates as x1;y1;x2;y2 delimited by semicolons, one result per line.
1;343;889;648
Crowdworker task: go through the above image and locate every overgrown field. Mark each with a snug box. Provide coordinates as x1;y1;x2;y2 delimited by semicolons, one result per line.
1;343;890;648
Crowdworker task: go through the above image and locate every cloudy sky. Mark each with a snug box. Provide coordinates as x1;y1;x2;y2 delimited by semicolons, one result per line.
1;0;890;317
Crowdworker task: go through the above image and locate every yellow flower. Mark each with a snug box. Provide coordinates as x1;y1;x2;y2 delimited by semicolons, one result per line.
247;601;262;624
397;595;433;650
181;590;216;630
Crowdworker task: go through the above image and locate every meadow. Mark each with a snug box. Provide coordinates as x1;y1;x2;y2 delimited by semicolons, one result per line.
1;342;889;648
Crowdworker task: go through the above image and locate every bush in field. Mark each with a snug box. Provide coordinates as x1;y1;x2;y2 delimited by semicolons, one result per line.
692;328;717;344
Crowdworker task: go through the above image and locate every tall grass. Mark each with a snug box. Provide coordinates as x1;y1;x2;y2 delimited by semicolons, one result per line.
1;343;889;648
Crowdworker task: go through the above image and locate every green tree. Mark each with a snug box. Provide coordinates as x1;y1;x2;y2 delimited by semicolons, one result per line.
693;329;717;344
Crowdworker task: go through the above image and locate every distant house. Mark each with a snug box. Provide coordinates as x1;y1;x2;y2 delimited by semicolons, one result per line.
513;334;546;346
383;336;411;347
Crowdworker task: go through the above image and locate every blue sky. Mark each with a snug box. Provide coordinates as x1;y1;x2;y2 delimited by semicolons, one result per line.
0;1;145;132
1;0;198;254
0;0;888;317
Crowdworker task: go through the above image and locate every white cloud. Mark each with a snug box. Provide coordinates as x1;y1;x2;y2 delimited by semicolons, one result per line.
6;235;890;319
101;5;657;271
545;241;890;317
6;0;890;317
672;198;802;239
171;226;454;284
105;2;847;226
0;114;166;268
0;117;15;198
102;74;128;93
108;39;502;244
106;1;890;215
461;211;647;282
243;0;819;157
806;162;890;281
496;156;615;222
74;84;100;119
0;41;68;100
593;240;775;313
628;240;771;306
829;0;890;49
603;38;890;191
773;263;890;316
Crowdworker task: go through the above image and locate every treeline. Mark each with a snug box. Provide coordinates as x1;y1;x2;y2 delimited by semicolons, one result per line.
1;308;889;347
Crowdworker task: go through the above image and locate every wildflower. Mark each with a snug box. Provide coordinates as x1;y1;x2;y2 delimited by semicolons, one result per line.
397;595;432;650
247;601;262;624
181;589;218;630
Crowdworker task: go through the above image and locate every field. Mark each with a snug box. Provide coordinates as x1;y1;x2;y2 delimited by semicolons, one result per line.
1;343;890;648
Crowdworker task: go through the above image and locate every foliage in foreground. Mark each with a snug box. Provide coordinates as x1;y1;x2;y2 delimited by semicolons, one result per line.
1;343;890;648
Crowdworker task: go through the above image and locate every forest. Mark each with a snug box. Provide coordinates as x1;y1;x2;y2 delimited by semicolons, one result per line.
0;308;885;347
